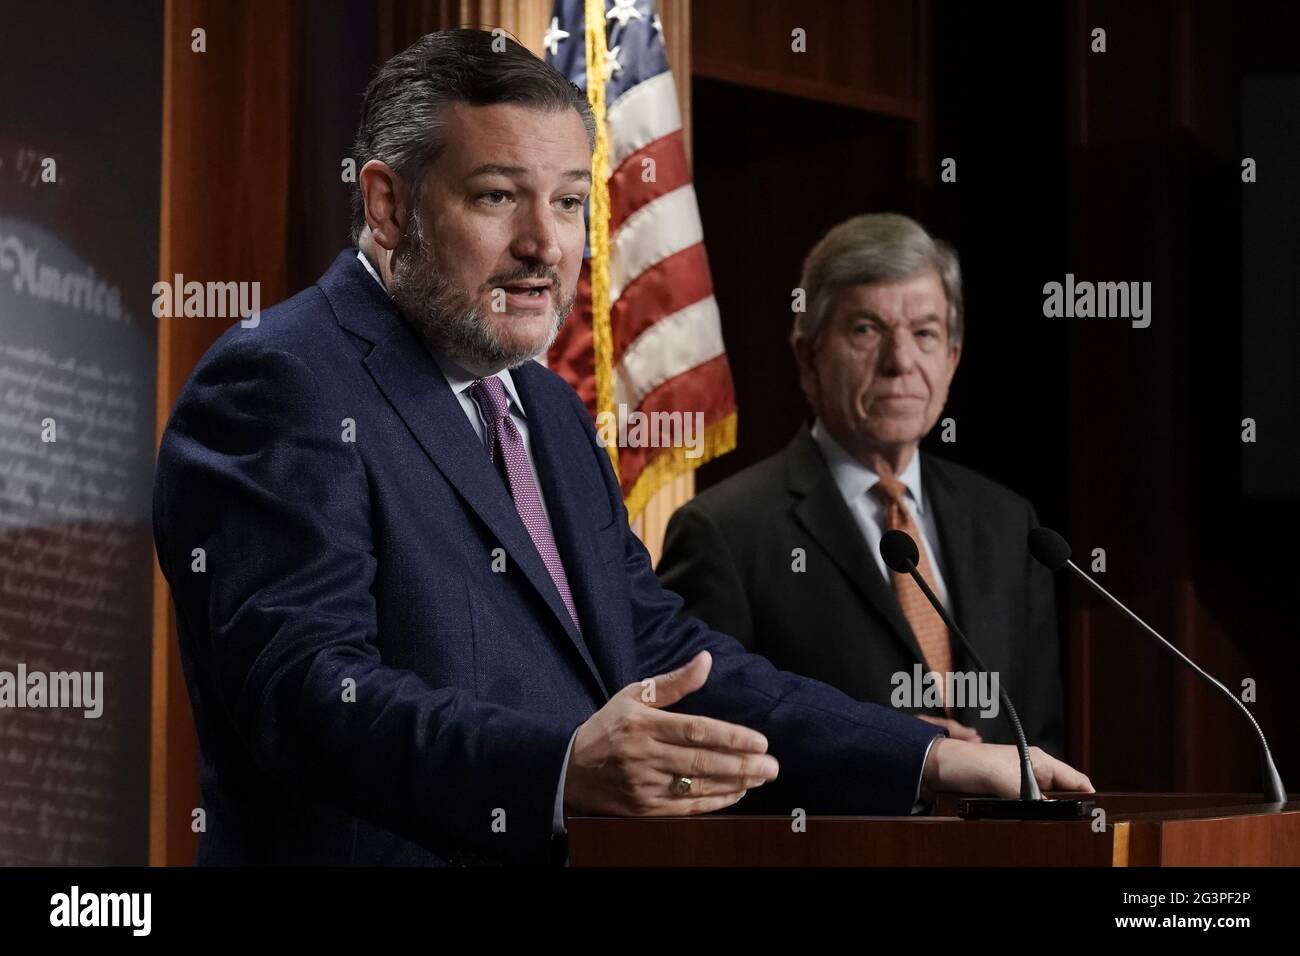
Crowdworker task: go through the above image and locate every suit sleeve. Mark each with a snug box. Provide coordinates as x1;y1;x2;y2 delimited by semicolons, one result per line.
1021;503;1067;757
656;502;756;649
565;392;940;816
154;342;577;864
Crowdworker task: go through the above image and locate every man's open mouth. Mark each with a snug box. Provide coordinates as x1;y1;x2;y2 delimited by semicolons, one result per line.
499;281;551;298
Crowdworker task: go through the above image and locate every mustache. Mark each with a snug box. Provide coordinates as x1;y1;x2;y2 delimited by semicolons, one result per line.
482;265;562;290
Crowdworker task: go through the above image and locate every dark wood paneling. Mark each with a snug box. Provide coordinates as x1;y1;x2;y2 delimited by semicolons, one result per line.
152;0;304;867
690;77;914;487
1067;0;1299;795
692;0;923;116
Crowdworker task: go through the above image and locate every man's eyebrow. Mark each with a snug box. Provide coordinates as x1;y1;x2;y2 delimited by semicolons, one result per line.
465;163;528;178
464;163;592;183
843;311;943;325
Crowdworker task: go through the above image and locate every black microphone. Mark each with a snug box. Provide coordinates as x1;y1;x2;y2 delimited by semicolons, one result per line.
1028;527;1287;805
880;529;1093;819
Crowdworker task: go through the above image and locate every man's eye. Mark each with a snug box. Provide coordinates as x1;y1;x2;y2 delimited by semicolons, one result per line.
557;196;585;212
478;191;511;206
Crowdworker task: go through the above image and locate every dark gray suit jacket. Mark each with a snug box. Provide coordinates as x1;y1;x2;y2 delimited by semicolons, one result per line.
657;424;1066;756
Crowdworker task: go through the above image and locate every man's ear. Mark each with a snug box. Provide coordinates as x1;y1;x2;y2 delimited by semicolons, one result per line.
359;160;408;251
948;342;962;377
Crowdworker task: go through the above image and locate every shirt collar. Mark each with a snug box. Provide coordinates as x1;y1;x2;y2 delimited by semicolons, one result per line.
432;351;527;420
356;248;387;292
810;419;926;514
356;249;526;419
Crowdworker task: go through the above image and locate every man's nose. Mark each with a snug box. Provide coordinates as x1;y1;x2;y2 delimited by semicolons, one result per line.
877;330;919;375
510;202;562;266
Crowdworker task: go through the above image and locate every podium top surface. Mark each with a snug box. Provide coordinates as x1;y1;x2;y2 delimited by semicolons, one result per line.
566;794;1300;867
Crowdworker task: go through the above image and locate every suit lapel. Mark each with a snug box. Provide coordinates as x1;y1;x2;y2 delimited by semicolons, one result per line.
920;455;974;628
319;253;609;698
785;426;928;666
922;454;1001;676
513;363;622;696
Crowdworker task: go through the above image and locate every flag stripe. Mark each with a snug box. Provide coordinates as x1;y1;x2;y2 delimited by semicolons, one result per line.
613;354;736;476
614;294;724;408
610;184;703;303
610;242;713;359
608;129;692;232
608;71;681;169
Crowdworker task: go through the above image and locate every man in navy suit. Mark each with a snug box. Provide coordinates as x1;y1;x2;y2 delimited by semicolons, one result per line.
152;29;1090;866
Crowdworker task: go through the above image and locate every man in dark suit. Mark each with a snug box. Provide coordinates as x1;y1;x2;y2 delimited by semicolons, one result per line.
659;214;1066;756
153;33;1087;866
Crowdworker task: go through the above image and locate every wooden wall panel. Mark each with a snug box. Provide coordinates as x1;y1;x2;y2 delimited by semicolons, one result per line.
1065;0;1297;792
152;0;304;866
692;0;922;117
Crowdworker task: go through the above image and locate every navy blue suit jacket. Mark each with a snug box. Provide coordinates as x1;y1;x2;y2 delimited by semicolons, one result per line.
152;250;939;866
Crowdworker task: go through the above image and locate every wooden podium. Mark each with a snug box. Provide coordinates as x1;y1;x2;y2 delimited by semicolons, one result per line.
567;793;1300;866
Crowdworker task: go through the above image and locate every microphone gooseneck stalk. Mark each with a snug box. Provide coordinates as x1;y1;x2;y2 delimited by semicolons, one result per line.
1059;556;1287;805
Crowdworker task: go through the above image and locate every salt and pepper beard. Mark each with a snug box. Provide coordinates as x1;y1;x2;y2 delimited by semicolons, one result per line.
389;205;574;377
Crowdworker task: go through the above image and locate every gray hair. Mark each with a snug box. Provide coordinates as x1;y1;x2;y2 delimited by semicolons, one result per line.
349;28;596;244
792;213;964;349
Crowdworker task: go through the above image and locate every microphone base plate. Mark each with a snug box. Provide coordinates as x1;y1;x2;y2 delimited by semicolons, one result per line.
957;798;1096;821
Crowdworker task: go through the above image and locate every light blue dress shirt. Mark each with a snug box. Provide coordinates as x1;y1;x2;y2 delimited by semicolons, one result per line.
810;418;951;609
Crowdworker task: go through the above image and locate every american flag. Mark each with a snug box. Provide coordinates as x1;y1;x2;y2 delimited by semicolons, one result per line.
543;0;736;519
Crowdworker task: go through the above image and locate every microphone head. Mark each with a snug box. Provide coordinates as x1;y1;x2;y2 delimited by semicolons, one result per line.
879;529;920;573
1028;527;1071;571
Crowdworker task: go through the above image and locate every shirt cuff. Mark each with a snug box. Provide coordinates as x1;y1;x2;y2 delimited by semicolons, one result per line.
911;733;946;814
553;727;580;835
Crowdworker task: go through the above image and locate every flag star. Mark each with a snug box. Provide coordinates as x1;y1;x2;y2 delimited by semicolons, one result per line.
606;0;645;29
652;13;664;38
543;16;571;57
603;45;624;81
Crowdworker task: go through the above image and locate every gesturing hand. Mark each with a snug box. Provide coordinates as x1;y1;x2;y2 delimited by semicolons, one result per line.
563;651;780;818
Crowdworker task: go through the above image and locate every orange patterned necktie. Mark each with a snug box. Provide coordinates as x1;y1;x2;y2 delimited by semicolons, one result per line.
870;476;953;711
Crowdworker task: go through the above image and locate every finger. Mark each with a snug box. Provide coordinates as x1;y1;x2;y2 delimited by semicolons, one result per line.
1046;761;1094;793
1030;749;1094;793
653;741;780;785
647;769;761;799
651;708;769;755
645;789;749;816
630;650;712;710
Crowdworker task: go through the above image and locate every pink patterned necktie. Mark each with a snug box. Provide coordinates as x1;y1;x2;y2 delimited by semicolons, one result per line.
468;376;582;633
